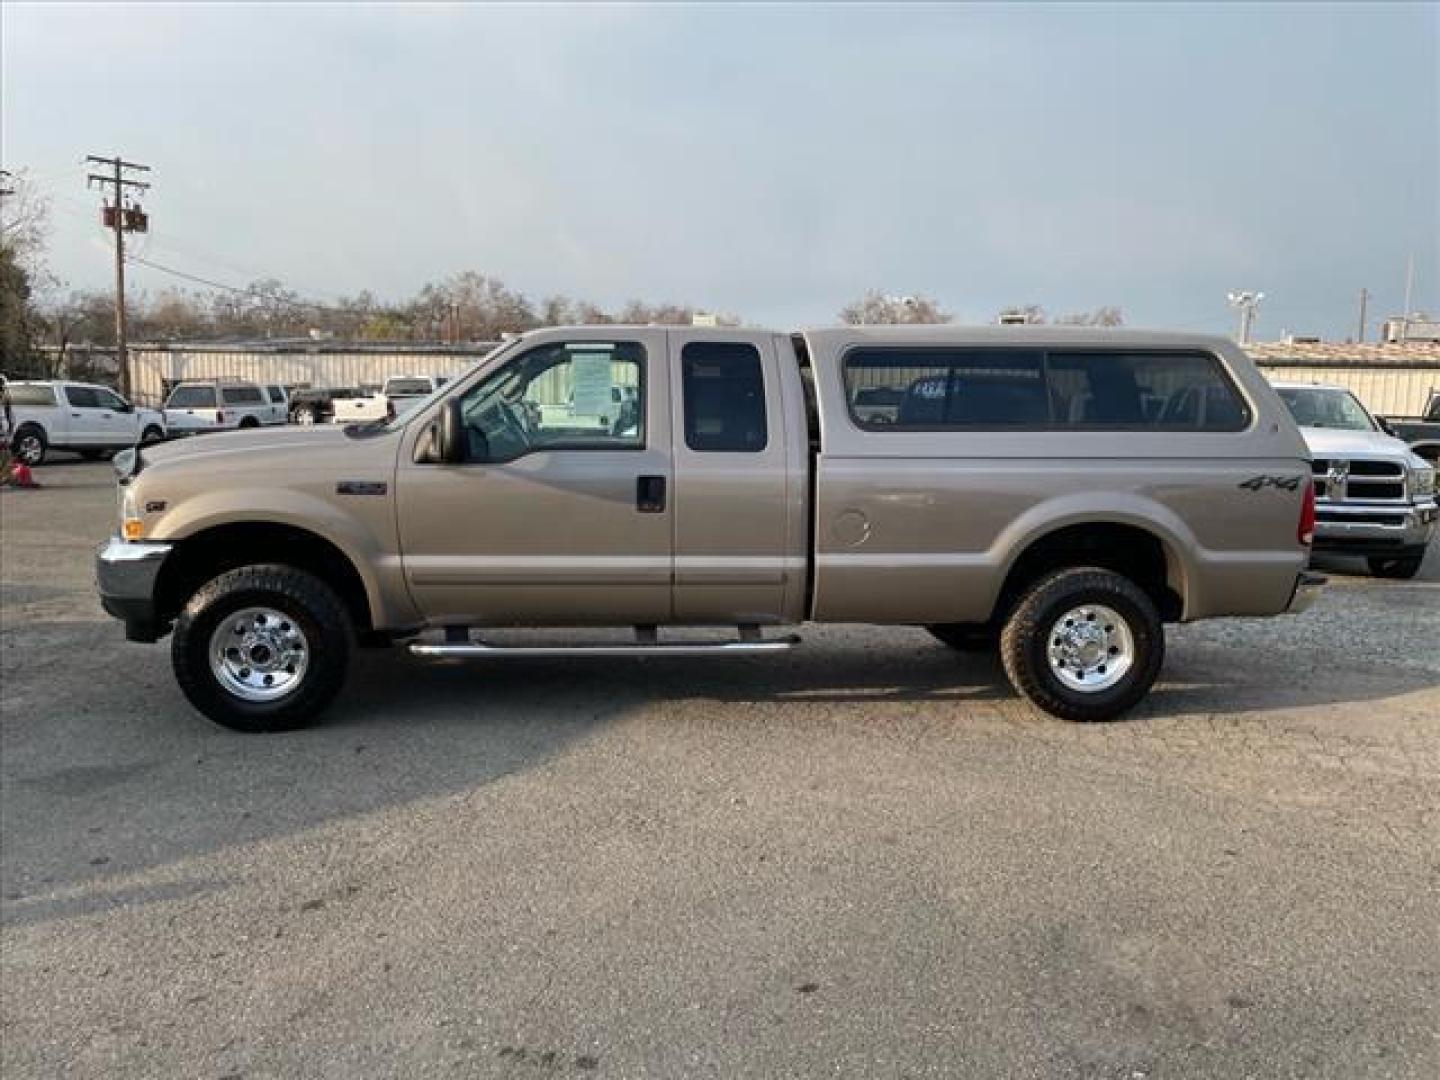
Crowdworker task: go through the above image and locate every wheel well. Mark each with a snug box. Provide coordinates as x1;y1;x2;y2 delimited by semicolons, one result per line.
992;523;1183;625
155;522;373;631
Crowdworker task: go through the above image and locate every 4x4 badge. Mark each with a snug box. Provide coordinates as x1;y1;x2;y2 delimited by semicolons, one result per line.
1238;475;1302;492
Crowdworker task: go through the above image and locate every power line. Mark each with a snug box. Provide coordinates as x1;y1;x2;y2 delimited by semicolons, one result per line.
124;254;350;314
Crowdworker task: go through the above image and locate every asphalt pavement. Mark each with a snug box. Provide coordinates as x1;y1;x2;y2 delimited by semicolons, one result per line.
2;460;1438;1078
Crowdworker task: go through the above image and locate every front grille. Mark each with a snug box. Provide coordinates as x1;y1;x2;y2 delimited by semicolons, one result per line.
1309;457;1408;504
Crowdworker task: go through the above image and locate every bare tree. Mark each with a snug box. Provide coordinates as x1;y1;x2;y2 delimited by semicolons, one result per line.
840;290;950;325
1055;306;1124;327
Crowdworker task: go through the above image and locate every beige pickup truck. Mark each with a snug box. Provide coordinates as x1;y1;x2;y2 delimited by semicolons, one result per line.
97;326;1322;731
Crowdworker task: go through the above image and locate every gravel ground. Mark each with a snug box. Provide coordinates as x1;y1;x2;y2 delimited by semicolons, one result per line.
2;460;1438;1079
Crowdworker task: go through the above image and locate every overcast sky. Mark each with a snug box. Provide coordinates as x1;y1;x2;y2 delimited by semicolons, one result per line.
3;2;1437;338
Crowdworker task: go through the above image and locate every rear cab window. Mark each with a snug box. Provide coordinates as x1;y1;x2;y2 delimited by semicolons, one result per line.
681;342;768;452
843;347;1249;432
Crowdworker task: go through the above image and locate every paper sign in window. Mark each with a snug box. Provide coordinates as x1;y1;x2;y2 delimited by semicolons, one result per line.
571;355;614;417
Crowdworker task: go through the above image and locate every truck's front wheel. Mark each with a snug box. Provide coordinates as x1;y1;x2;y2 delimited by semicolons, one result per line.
172;565;352;732
999;567;1163;722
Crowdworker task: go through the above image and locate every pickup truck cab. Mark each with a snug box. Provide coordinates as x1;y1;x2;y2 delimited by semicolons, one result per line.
6;380;166;465
163;380;286;434
98;326;1321;732
1273;382;1437;578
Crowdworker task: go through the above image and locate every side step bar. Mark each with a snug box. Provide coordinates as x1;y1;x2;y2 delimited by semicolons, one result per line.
410;634;800;660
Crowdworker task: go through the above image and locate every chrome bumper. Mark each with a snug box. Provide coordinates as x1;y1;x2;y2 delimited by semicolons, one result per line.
1286;571;1326;614
96;537;173;642
1312;498;1437;550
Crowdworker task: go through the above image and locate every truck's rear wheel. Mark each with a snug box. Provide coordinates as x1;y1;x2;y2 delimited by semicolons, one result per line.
999;567;1163;722
171;564;352;732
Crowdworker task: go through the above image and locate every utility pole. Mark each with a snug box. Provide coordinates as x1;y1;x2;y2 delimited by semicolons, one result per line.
1399;254;1416;343
1356;287;1369;343
86;155;150;398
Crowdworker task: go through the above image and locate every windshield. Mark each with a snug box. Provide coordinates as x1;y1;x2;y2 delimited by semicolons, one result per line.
378;342;512;434
1276;387;1376;432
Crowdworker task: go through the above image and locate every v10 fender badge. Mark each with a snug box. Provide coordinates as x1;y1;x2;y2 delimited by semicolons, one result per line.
1238;475;1302;492
337;481;388;496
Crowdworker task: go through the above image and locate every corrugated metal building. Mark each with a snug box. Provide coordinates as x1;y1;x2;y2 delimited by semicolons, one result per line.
125;340;502;407
1248;341;1440;416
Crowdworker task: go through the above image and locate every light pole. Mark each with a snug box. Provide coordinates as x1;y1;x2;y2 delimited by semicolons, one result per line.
1226;290;1265;344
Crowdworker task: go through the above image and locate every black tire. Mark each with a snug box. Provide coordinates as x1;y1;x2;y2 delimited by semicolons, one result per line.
999;567;1164;723
11;424;47;466
141;425;164;445
238;416;260;429
1366;553;1424;579
294;406;322;426
928;623;998;652
171;564;353;732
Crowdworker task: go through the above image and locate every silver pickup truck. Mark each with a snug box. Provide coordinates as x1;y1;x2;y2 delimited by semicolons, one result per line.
97;326;1321;731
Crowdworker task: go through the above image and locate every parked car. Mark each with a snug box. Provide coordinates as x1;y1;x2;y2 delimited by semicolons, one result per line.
332;375;444;424
1380;389;1440;465
98;326;1322;732
1273;382;1437;578
288;386;363;426
162;380;287;434
5;379;166;465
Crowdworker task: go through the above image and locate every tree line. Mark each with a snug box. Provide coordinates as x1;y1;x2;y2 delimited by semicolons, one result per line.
4;171;1123;377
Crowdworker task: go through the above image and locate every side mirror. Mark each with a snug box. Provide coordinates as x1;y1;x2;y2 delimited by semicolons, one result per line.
1377;417;1395;436
438;398;468;463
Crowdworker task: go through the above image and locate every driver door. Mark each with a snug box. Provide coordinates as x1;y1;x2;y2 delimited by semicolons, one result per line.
396;331;673;625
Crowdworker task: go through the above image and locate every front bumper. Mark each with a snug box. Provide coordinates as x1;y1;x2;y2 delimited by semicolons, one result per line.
1312;498;1437;553
96;537;173;642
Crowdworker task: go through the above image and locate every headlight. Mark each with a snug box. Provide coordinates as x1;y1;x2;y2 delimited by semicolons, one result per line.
113;447;138;479
1412;464;1436;499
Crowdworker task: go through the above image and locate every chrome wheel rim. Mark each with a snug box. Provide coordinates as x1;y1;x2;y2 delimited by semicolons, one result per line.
209;606;309;702
297;410;315;426
16;435;42;464
1046;603;1133;693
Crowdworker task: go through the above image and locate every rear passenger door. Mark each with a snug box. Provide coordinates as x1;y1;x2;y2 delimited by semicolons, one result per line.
668;332;795;622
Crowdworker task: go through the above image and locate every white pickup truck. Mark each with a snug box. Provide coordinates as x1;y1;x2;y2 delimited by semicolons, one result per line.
5;380;166;465
331;376;443;424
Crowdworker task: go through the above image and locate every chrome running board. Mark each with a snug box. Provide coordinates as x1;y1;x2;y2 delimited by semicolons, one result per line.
410;634;800;660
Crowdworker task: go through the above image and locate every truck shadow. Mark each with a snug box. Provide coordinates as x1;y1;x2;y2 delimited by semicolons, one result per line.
3;619;1434;930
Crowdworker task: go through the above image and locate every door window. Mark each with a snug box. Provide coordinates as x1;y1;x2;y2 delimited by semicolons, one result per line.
453;341;645;462
95;389;128;411
64;386;102;408
681;342;767;452
266;385;287;403
221;386;265;406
